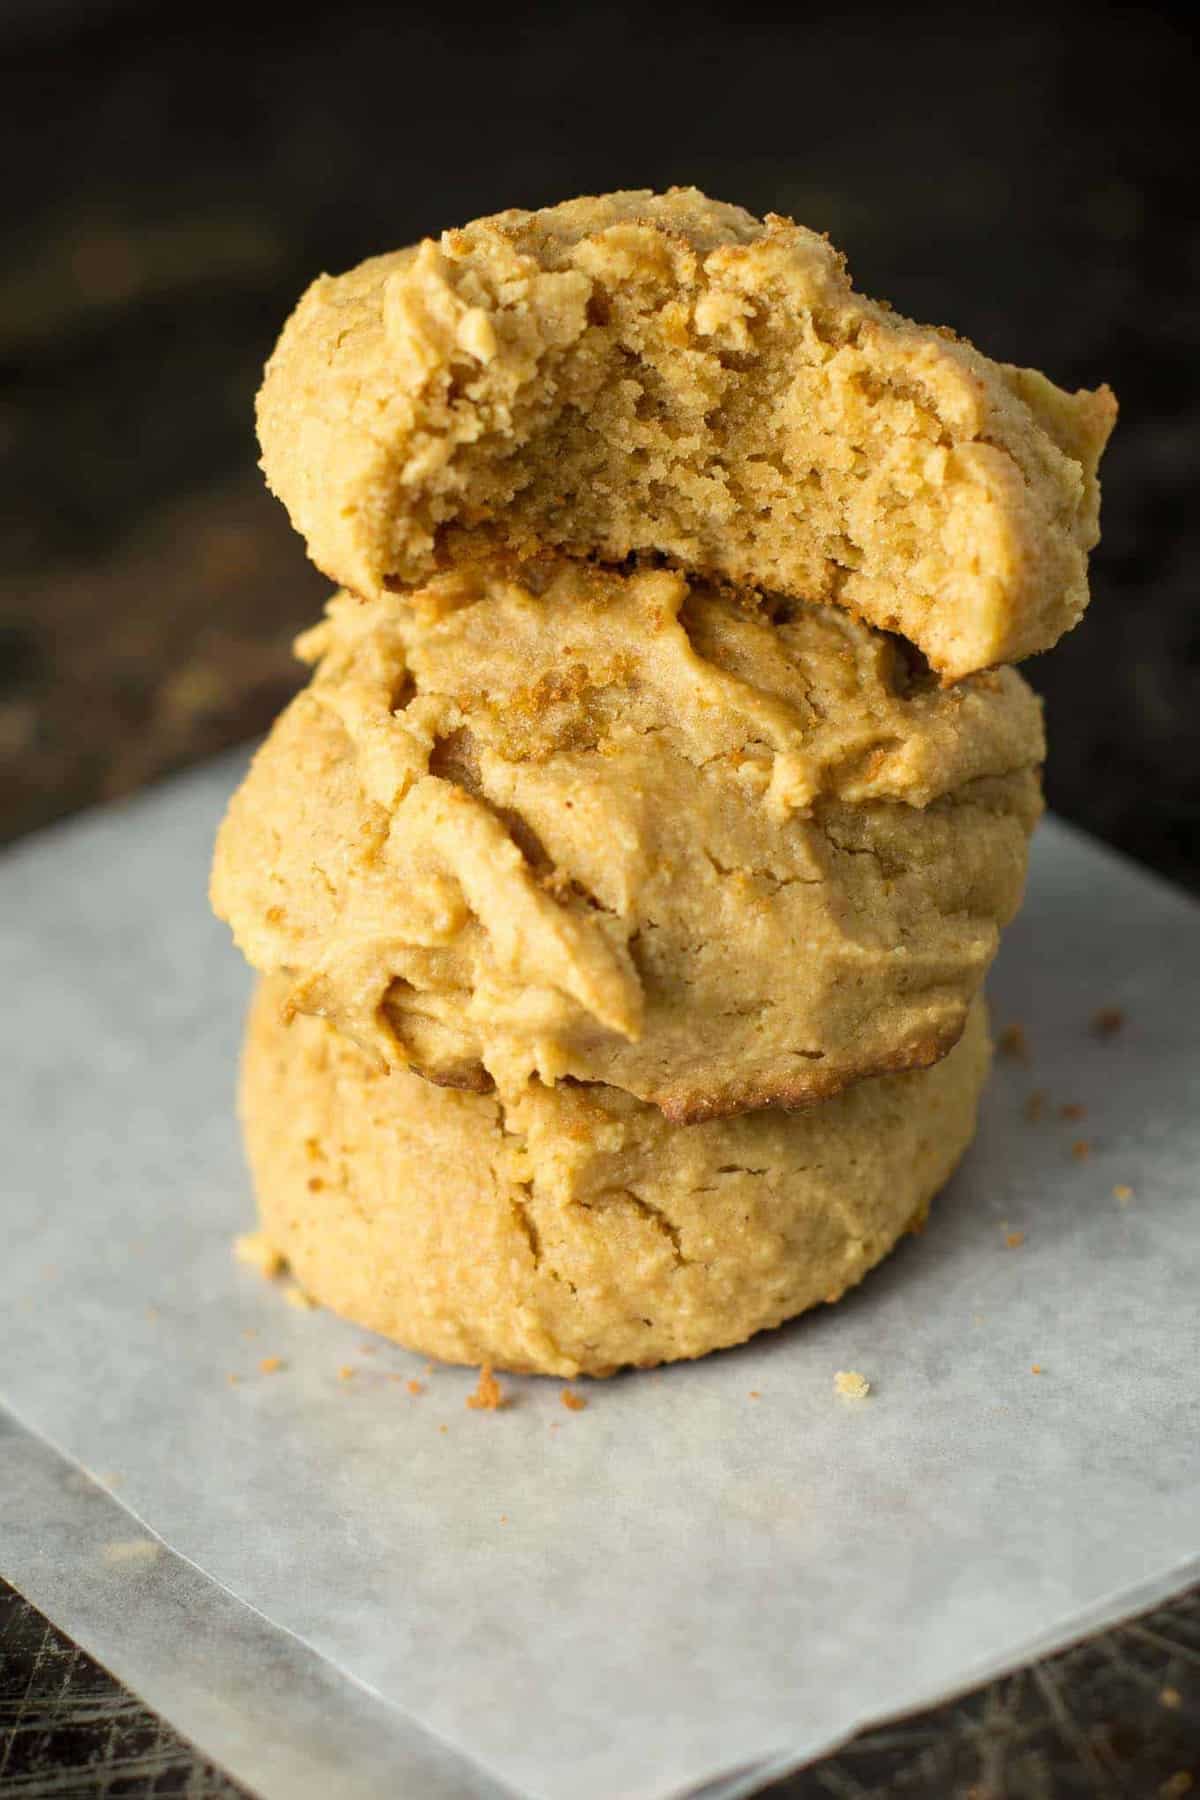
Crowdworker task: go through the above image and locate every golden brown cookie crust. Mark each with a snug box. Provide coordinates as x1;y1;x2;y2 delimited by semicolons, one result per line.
212;557;1042;1118
257;188;1115;679
240;978;991;1376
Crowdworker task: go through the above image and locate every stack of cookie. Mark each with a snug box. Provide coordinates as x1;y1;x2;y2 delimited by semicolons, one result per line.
212;191;1114;1377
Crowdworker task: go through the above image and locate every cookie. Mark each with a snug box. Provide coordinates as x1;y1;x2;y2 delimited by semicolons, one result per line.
212;556;1041;1119
240;978;991;1376
257;188;1115;679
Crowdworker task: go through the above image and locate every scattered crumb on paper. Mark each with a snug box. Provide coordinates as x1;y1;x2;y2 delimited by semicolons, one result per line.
1114;1184;1134;1203
1006;1230;1025;1249
338;1365;355;1381
998;1023;1030;1063
259;1356;283;1375
1091;1006;1125;1038
834;1370;871;1400
560;1388;587;1412
467;1364;506;1411
406;1378;424;1396
1024;1090;1046;1122
1059;1101;1086;1121
1072;1139;1092;1161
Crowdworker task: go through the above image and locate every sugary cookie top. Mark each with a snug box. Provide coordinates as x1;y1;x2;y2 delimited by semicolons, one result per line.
212;556;1042;1119
298;555;1044;816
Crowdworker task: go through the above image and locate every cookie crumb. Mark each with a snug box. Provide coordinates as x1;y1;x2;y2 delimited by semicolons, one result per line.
406;1378;424;1396
438;1423;448;1434
259;1356;283;1374
284;1284;316;1310
338;1365;355;1381
234;1232;284;1278
1059;1102;1086;1121
834;1370;871;1400
1031;1363;1043;1375
998;1023;1030;1063
748;1390;761;1400
1160;1686;1182;1709
227;1373;241;1386
1114;1184;1134;1203
1091;1006;1125;1038
467;1364;506;1411
1071;1139;1092;1161
560;1387;587;1412
1005;1230;1025;1249
1024;1089;1046;1122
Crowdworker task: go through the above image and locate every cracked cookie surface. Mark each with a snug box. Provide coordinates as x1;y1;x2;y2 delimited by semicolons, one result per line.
212;556;1041;1119
258;187;1115;679
241;978;990;1376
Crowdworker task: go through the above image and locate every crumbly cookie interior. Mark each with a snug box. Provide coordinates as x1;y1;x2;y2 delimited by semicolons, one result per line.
322;194;1113;677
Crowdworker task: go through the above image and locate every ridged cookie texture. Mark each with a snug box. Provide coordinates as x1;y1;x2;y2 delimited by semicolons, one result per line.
212;556;1042;1120
242;978;991;1377
258;188;1115;679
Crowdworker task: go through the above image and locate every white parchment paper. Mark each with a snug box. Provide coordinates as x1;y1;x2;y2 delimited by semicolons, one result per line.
1;753;1197;1800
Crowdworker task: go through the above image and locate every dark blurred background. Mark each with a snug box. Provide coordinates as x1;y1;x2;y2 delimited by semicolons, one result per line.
3;0;1197;885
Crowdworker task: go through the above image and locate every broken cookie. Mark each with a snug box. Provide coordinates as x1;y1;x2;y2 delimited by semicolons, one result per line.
258;188;1115;679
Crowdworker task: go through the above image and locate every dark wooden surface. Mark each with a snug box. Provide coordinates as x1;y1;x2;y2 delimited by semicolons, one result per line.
1;1579;1196;1798
2;1;1197;1793
2;0;1198;889
0;1585;244;1799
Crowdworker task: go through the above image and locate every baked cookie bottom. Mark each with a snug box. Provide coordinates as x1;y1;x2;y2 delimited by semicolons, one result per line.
240;978;990;1378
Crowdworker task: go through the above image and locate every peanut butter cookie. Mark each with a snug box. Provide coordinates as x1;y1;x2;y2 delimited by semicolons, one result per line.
258;188;1115;678
212;557;1041;1119
241;978;990;1376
